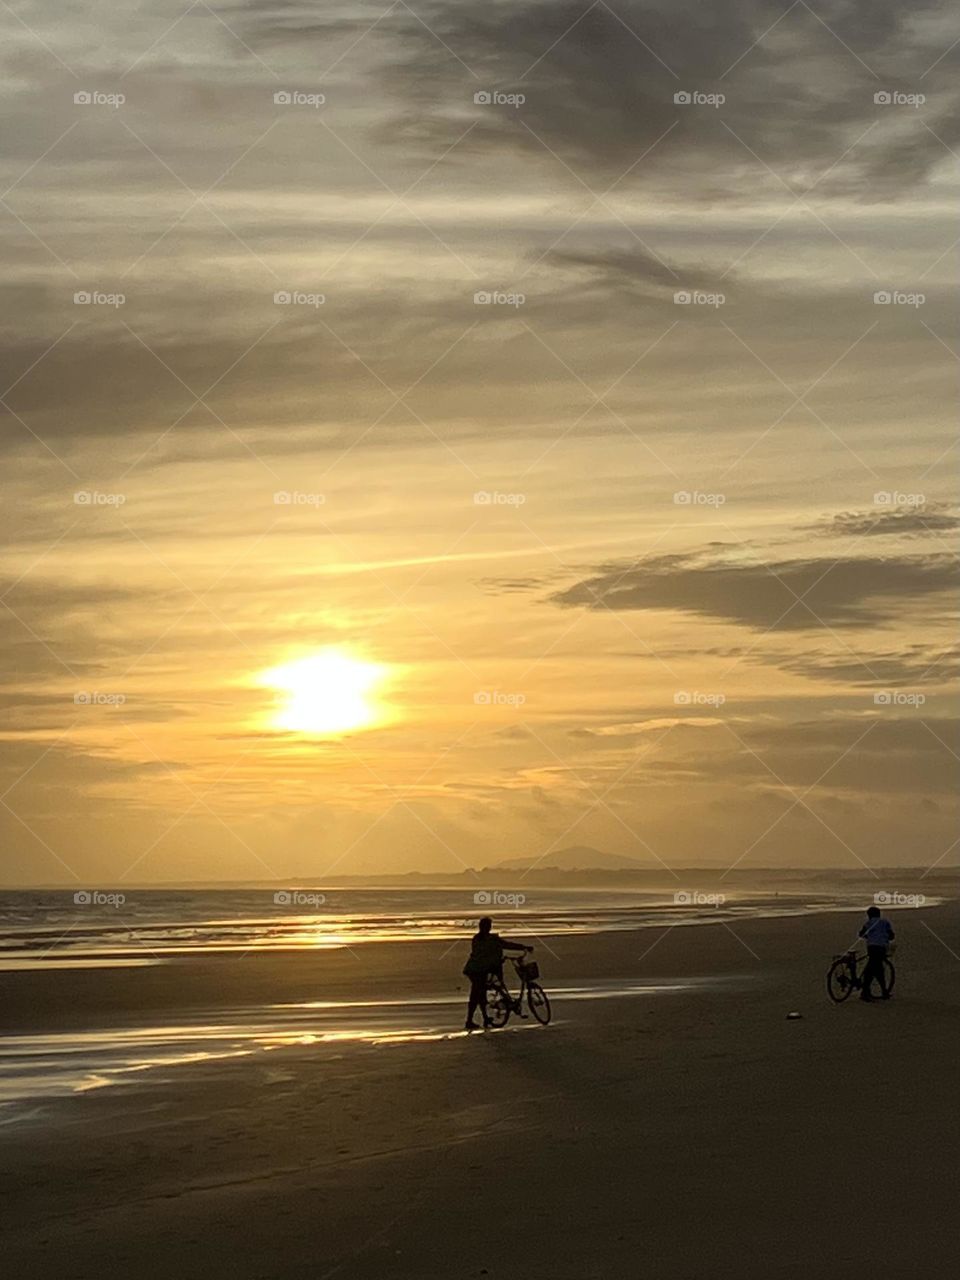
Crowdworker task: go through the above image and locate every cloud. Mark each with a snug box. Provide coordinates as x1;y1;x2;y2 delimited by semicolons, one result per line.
774;643;960;686
570;716;723;737
812;504;960;538
0;737;187;796
365;0;959;193
550;710;960;815
727;715;960;795
568;711;960;797
550;548;960;630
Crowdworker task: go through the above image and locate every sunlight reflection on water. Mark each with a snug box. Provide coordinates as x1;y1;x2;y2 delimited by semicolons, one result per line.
0;978;730;1107
0;889;884;970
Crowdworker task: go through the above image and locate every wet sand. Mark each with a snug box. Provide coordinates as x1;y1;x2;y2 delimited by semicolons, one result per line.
2;903;958;1278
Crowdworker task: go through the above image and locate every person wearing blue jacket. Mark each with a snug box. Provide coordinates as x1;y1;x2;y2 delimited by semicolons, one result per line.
858;905;895;1001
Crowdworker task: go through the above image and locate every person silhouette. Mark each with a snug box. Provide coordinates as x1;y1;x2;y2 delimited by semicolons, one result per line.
858;904;895;1001
462;916;531;1030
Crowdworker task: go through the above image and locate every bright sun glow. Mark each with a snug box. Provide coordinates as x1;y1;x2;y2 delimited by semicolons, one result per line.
259;650;389;735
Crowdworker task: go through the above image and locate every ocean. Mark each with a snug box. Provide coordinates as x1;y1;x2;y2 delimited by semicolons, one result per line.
0;886;873;970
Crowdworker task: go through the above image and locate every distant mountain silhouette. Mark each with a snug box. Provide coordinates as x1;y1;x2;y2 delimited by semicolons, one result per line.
493;845;645;872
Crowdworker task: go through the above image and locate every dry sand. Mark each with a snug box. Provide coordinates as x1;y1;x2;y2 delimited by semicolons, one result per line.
2;902;958;1279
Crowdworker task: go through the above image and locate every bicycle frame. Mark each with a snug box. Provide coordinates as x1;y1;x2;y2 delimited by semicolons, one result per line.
490;955;530;1010
832;951;875;984
835;949;889;980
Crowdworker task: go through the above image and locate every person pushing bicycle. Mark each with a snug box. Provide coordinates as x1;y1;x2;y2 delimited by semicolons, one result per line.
858;904;895;1001
462;916;531;1030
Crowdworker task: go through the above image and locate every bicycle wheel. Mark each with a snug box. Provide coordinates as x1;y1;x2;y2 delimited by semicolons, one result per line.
884;958;896;995
527;983;551;1024
486;979;510;1028
827;959;855;1002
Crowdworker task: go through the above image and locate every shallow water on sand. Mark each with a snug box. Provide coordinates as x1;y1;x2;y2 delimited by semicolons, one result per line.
0;976;745;1108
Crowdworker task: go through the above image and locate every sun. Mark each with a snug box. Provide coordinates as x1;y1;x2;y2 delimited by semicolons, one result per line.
259;650;389;735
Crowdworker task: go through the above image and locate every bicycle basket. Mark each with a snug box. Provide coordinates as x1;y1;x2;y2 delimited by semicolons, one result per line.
519;959;540;980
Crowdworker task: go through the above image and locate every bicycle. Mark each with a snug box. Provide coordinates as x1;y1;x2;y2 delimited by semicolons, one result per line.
826;948;896;1003
486;953;552;1027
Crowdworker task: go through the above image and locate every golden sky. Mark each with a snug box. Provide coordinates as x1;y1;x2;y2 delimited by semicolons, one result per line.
1;1;958;884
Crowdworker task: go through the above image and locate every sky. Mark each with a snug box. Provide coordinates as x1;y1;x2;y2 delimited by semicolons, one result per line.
0;0;957;885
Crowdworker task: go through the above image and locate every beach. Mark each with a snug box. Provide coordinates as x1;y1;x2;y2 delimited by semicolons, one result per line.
2;900;958;1278
4;0;957;1275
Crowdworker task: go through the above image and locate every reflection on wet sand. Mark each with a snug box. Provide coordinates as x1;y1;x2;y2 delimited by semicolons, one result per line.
0;978;737;1107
